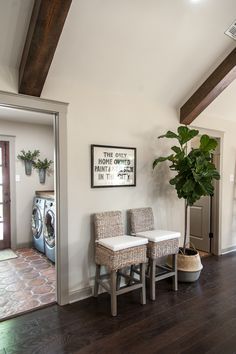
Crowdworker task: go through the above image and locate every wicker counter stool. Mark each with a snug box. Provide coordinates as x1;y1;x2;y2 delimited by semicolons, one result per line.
128;207;180;301
94;210;148;316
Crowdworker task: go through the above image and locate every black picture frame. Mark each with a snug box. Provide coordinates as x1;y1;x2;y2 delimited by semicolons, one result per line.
91;144;136;188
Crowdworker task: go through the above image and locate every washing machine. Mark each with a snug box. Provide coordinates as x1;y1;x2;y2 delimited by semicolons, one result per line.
44;198;56;263
32;197;45;253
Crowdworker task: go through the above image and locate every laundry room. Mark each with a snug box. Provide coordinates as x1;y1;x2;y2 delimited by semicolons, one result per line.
0;106;56;321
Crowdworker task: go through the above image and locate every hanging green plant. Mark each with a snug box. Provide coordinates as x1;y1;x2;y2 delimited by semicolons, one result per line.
33;158;53;184
17;150;40;162
17;149;40;175
33;158;53;170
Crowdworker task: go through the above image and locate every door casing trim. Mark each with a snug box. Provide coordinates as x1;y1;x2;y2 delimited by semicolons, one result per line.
0;136;16;249
0;90;69;305
190;125;223;256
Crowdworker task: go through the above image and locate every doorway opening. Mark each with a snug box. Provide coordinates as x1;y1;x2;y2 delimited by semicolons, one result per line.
0;141;10;250
189;134;221;256
0;107;57;320
0;90;69;322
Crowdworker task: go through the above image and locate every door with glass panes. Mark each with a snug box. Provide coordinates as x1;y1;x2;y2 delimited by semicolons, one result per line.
0;141;10;250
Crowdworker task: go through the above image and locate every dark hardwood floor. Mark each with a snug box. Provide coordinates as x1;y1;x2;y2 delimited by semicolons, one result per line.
1;253;236;354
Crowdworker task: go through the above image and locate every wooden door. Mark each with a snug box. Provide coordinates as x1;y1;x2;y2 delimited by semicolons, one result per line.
190;196;210;252
0;141;11;250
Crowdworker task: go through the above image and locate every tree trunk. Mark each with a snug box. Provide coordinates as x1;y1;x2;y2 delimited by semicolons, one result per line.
183;202;188;254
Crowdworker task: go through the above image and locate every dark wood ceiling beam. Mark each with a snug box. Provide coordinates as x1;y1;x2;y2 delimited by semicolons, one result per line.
19;0;72;97
180;48;236;125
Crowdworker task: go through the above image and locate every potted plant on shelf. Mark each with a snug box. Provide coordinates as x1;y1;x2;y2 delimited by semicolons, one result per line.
153;126;220;282
17;149;40;175
33;158;53;184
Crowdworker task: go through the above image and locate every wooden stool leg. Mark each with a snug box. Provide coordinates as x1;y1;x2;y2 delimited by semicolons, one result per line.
128;265;134;285
147;260;150;277
116;271;121;291
140;263;146;305
150;259;156;301
172;254;178;291
94;264;101;297
110;270;117;316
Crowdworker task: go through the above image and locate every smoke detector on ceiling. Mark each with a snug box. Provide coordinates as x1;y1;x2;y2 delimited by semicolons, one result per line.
225;20;236;40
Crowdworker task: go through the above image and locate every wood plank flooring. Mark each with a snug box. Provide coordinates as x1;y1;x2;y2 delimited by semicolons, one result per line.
0;253;236;353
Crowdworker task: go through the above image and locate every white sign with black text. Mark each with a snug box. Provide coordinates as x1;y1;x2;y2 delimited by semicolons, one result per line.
91;145;136;187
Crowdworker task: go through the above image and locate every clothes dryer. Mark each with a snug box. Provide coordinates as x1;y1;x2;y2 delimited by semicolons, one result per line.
32;197;45;253
44;198;56;263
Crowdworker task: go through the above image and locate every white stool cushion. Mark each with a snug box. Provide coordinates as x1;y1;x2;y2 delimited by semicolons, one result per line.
136;229;180;243
97;235;148;251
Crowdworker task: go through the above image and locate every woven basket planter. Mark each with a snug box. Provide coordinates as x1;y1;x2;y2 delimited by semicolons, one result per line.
167;248;203;282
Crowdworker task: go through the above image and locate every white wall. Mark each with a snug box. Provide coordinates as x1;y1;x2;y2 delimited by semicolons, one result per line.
0;119;54;248
41;85;185;296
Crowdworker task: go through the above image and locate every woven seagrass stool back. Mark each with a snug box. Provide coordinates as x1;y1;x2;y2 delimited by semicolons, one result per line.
128;207;180;301
94;210;147;316
94;210;124;240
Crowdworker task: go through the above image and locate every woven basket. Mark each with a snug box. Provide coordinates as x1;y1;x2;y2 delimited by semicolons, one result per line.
177;249;203;272
167;248;203;282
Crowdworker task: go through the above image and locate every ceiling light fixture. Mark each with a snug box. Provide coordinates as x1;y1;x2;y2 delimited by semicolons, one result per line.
225;20;236;40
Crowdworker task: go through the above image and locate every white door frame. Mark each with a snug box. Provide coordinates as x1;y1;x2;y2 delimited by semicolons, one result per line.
0;135;16;250
190;125;224;256
0;90;69;305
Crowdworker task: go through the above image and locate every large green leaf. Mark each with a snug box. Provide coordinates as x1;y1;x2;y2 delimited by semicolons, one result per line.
177;126;199;146
169;175;180;185
171;146;182;154
182;179;195;193
158;130;179;140
153;155;173;169
199;180;214;195
200;135;218;152
152;126;220;209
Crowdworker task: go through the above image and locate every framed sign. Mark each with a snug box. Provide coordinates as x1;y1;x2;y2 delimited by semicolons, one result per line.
91;144;136;188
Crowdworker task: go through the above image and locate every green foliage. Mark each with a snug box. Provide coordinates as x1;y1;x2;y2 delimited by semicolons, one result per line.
33;158;53;170
17;150;40;162
158;127;199;146
153;126;220;207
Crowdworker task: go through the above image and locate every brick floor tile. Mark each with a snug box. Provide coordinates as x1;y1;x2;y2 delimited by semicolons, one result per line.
28;278;46;287
0;248;56;321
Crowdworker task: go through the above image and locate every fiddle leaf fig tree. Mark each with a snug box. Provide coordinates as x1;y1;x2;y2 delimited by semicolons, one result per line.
153;126;220;253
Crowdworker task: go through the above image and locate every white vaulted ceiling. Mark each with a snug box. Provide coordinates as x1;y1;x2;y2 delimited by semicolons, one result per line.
43;0;236;107
198;78;236;122
0;0;235;114
0;0;33;72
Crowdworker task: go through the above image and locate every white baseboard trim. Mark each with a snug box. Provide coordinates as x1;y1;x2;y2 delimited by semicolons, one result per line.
69;285;108;304
221;246;236;255
69;274;115;304
69;286;93;303
15;242;33;249
69;272;129;304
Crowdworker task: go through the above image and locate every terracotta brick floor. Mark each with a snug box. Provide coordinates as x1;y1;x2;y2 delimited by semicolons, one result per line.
0;248;56;321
